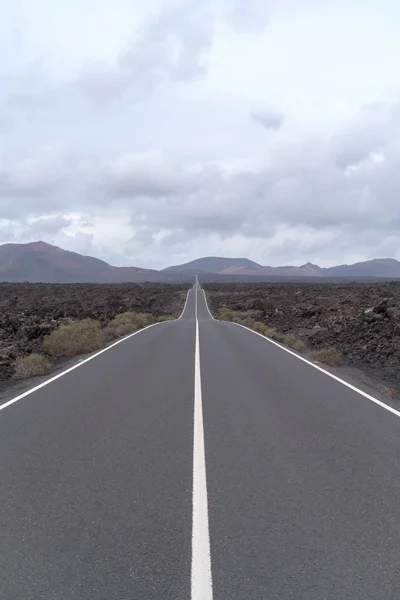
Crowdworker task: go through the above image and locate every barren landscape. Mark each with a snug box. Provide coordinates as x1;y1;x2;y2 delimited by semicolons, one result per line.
204;281;400;394
0;283;188;386
2;280;400;397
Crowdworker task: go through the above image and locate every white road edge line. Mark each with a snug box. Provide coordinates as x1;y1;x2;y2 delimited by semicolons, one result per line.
191;286;213;600
201;290;400;419
177;288;191;320
202;290;214;320
0;289;191;413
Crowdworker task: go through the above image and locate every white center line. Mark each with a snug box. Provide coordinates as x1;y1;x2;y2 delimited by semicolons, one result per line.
191;286;213;600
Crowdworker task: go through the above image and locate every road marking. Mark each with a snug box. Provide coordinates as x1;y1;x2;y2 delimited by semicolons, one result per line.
0;290;191;413
202;290;214;320
178;289;191;319
191;287;213;600
201;290;400;419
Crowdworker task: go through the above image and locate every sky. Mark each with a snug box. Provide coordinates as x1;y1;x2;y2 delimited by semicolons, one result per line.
1;0;400;269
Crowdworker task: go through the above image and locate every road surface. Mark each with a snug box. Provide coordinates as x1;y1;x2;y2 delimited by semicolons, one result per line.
2;283;400;599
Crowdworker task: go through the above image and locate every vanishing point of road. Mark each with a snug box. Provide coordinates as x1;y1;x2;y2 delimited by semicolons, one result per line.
2;280;400;599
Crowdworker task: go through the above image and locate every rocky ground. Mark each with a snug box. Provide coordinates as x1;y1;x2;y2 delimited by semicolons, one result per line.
0;283;188;383
204;281;400;391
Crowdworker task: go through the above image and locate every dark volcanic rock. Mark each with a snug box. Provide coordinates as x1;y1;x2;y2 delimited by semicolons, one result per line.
0;282;188;383
204;281;400;387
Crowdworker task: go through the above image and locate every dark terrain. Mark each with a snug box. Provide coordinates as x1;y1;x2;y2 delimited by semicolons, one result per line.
204;281;400;390
0;282;188;384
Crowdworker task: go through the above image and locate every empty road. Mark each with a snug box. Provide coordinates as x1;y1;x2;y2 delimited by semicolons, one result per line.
2;282;400;599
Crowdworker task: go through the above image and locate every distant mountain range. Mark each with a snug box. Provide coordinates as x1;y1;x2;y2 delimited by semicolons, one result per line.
0;242;400;283
164;256;400;279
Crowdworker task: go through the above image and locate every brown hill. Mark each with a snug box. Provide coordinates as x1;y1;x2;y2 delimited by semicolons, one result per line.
1;243;400;282
0;242;161;283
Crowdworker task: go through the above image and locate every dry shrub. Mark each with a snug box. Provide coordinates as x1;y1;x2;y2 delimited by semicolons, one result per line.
253;321;268;334
312;347;342;366
264;327;285;342
219;308;235;321
239;316;256;328
240;319;285;342
284;335;308;353
14;353;52;379
103;312;156;341
43;319;104;357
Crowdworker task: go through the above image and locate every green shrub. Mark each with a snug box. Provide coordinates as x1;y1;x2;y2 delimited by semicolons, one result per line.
312;347;341;366
14;354;52;379
43;319;104;357
103;312;156;341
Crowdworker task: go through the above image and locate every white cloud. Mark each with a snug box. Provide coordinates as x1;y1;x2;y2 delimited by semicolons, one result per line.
0;0;400;269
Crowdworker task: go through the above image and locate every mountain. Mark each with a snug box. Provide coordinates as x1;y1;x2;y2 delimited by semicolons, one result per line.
323;258;400;278
163;256;263;274
0;242;400;282
163;256;400;279
0;242;162;283
163;257;326;277
256;262;325;277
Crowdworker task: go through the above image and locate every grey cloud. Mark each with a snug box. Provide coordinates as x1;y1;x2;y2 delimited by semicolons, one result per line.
0;221;16;243
1;0;271;125
1;0;216;115
97;109;400;246
121;0;214;83
26;215;72;236
100;152;197;198
0;147;86;219
130;227;156;245
2;113;400;247
251;107;285;130
78;0;215;105
225;0;270;33
2;87;400;265
0;215;71;245
58;232;95;256
329;103;397;168
6;91;54;113
77;0;271;106
0;114;14;133
0;149;70;198
0;60;59;120
76;64;132;106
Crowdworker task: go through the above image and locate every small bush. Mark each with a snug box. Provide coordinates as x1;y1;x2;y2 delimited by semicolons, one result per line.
264;327;285;342
157;315;174;322
312;347;341;366
14;353;52;379
219;308;235;321
248;321;282;341
43;319;104;357
284;335;308;353
103;312;156;341
253;321;268;334
240;316;256;328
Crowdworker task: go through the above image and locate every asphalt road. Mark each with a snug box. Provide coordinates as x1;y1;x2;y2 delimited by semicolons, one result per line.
2;283;400;598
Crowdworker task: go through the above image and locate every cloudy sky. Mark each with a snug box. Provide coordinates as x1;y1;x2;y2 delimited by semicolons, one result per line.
1;0;400;269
